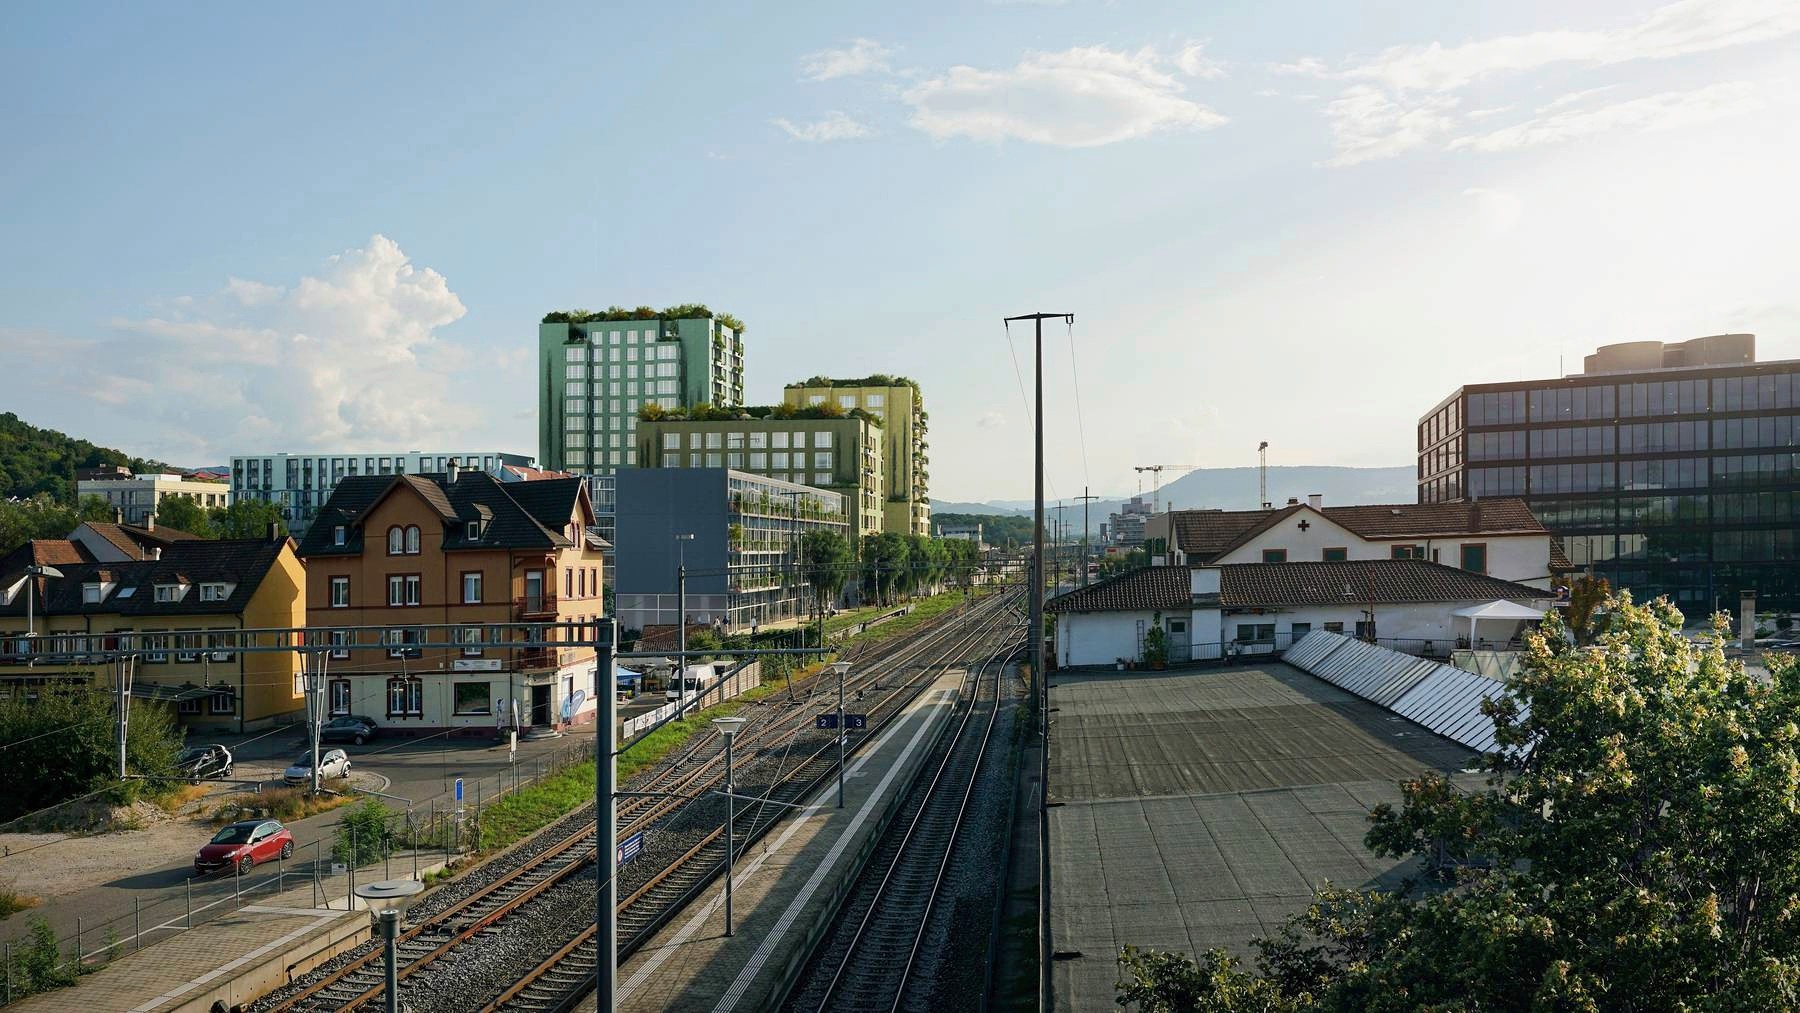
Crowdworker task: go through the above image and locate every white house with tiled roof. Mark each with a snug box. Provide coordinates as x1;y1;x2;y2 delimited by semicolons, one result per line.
1046;559;1553;668
1144;496;1561;589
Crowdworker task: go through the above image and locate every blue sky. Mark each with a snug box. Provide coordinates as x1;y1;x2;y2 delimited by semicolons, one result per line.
4;1;1797;502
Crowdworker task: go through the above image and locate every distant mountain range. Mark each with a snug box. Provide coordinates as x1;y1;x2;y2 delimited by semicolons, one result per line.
934;465;1418;531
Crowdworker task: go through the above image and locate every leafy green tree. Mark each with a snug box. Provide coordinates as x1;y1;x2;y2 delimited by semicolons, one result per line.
332;799;394;865
0;688;183;824
151;494;214;537
0;495;79;554
76;495;115;523
1117;596;1800;1011
799;530;852;615
207;498;286;540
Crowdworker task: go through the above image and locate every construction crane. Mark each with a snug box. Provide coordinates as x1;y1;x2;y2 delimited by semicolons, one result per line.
1133;464;1199;515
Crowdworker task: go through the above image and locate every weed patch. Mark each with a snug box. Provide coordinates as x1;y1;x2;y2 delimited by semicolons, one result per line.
208;784;354;826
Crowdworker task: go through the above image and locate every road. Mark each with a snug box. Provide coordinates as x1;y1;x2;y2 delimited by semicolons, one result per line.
0;723;604;954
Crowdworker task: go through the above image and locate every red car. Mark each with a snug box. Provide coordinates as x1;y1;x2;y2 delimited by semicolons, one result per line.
195;819;294;876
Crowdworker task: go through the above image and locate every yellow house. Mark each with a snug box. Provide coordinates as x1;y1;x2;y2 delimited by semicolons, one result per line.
0;533;306;731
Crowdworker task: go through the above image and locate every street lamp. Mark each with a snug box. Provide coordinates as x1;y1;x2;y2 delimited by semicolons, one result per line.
830;661;850;808
712;715;748;936
674;533;695;719
4;564;64;646
355;878;424;1013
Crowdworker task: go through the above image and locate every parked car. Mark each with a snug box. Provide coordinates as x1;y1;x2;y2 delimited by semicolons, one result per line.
195;819;294;876
318;715;380;745
283;748;351;785
175;744;233;783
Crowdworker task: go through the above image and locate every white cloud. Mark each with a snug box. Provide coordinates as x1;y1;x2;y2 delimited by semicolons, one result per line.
1331;0;1800;94
1174;41;1226;79
1321;86;1458;166
772;111;875;142
800;38;893;81
976;410;1007;429
1537;85;1617;113
1451;80;1766;152
1466;105;1514;120
902;46;1226;147
1463;187;1524;234
1290;0;1800;165
57;236;473;460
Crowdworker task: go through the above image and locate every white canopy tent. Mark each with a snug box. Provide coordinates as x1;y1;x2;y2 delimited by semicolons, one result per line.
1452;599;1548;648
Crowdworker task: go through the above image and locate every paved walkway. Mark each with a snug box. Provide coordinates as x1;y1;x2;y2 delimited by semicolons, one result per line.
617;668;967;1012
1047;663;1478;1011
6;878;371;1012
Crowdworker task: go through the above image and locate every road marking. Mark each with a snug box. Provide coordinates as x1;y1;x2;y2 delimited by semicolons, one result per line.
617;686;956;1007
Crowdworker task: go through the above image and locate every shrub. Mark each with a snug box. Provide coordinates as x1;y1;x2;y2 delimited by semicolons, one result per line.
332;799;394;867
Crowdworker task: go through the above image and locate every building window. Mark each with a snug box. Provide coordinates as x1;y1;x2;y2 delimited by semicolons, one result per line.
1260;549;1287;563
387;526;404;554
405;526;421;554
330;630;351;659
1324;621;1344;633
178;696;202;716
387;628;422;658
330;576;350;608
815;432;834;448
1391;544;1425;560
1235;623;1276;643
460;626;485;657
199;582;229;602
1355;619;1377;640
329;679;351;715
333;525;347;546
387;678;423;717
453;682;491;715
462;572;483;604
1459;543;1488;574
388;575;421;607
82;583;103;604
1321;547;1347;562
153;584;186;603
209;689;235;715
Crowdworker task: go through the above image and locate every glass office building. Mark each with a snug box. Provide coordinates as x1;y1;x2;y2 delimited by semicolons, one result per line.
1419;335;1799;614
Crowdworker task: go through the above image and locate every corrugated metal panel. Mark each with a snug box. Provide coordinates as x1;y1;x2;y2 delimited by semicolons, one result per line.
1284;631;1520;756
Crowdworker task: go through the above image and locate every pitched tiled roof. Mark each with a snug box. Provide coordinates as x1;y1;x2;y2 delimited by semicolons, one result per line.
1045;567;1192;614
1548;537;1573;571
82;522;203;560
1169;498;1546;562
297;473;582;557
0;538;287;618
1045;559;1550;614
1218;559;1549;607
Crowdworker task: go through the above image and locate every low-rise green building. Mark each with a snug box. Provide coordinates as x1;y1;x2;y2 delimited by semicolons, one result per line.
635;413;886;539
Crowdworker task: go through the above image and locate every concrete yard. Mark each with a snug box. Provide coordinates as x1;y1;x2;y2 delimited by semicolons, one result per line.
1047;662;1477;1011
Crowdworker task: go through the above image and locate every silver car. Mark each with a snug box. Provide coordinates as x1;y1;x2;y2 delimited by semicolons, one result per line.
283;748;351;785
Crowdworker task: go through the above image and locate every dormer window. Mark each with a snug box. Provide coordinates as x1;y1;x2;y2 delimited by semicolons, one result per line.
199;583;230;602
82;583;103;604
466;521;481;541
153;583;188;603
333;525;347;546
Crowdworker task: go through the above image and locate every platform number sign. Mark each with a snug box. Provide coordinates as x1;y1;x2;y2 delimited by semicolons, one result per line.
617;832;644;868
454;778;464;803
845;714;868;730
815;714;840;730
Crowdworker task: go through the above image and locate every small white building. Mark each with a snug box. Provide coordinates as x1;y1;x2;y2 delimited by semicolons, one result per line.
1047;559;1555;668
1143;497;1562;589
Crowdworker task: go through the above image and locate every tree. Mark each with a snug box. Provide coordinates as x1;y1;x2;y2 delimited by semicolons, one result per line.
207;498;287;540
799;530;852;614
76;495;114;523
151;494;214;537
0;495;78;554
1118;595;1800;1011
0;687;183;824
1555;572;1611;645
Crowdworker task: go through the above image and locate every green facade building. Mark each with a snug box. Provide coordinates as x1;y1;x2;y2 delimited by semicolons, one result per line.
783;378;930;536
635;416;886;539
538;312;746;475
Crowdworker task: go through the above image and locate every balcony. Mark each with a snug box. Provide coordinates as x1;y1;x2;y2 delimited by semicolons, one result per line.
514;594;559;617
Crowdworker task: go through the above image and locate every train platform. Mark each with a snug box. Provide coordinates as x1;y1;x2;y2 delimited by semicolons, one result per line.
1045;663;1479;1012
6;890;367;1013
616;667;968;1012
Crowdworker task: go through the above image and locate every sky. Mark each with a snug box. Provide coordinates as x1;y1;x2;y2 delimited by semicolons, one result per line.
3;0;1797;504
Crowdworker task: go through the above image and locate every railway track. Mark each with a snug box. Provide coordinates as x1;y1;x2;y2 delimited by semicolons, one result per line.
253;586;1018;1013
782;640;1019;1012
481;592;1022;1013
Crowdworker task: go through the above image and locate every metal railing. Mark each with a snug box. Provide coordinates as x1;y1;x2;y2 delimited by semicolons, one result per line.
0;737;598;1007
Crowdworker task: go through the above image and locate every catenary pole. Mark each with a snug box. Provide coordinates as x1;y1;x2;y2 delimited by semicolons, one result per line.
1075;490;1099;588
1005;310;1071;1013
595;617;617;1013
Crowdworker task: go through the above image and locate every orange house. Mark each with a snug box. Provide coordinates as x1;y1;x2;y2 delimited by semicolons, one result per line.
296;470;608;735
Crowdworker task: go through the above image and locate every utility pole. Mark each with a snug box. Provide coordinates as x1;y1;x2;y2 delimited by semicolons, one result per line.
1258;441;1271;509
593;618;617;1013
1003;310;1071;1013
115;656;132;778
673;533;694;719
1075;490;1099;588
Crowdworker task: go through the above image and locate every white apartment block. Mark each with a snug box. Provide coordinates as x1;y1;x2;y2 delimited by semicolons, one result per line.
77;472;230;526
230;450;533;534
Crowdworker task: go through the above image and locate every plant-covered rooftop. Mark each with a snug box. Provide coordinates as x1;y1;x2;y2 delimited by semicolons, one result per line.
784;374;918;391
639;402;883;427
543;305;745;333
